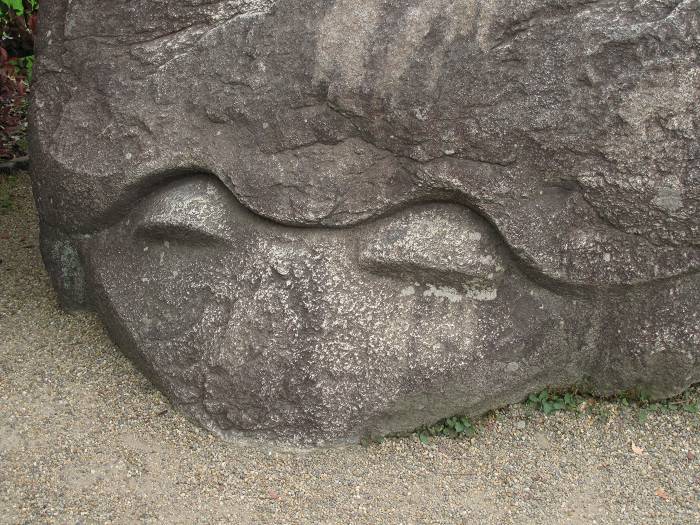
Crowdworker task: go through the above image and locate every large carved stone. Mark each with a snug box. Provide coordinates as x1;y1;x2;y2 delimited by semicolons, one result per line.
31;1;699;443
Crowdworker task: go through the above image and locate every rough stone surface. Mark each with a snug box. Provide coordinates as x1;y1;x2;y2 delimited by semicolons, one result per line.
30;0;699;444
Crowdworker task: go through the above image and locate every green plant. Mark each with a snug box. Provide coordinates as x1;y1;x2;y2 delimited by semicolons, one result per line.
358;414;479;446
525;387;700;423
526;389;583;415
417;415;476;444
0;0;35;160
0;172;17;212
637;390;700;422
1;0;36;16
363;387;700;447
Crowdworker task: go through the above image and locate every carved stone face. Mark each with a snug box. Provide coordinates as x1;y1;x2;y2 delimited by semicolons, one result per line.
84;176;593;440
31;1;699;442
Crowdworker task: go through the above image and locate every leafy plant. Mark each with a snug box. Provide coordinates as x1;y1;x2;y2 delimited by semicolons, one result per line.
2;0;23;15
525;387;700;423
417;415;476;444
637;390;700;422
526;389;583;415
358;414;478;446
0;0;36;160
361;387;700;447
0;172;17;212
1;0;36;16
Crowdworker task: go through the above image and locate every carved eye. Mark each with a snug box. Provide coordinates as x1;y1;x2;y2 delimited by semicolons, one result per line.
360;204;505;287
136;219;229;245
135;178;236;246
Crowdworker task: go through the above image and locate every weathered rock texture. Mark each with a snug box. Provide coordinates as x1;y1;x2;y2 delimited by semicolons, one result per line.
30;0;699;443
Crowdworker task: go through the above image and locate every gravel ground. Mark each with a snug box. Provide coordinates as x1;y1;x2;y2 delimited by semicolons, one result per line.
2;171;700;524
